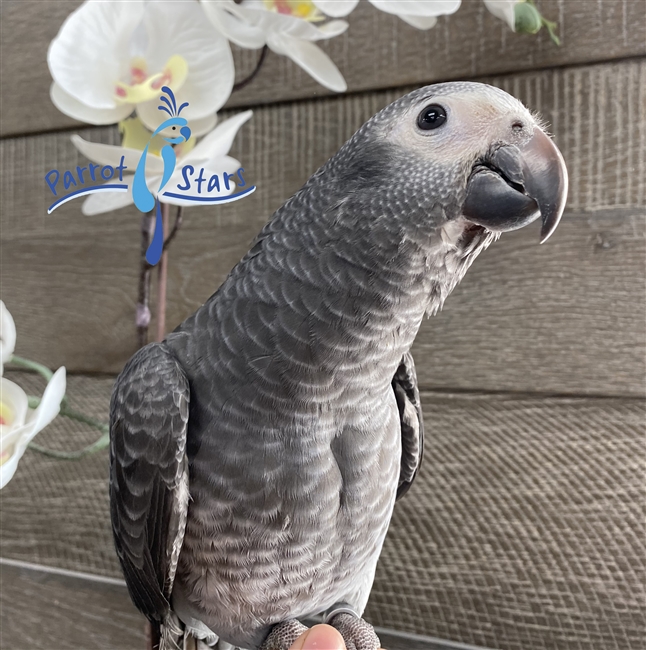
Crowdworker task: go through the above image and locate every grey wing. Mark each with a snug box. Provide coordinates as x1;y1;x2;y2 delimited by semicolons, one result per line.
391;352;424;500
109;342;190;625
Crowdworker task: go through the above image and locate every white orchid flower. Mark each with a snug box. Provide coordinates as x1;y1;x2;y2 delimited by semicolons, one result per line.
202;0;349;92
0;303;66;489
48;0;235;129
1;370;67;489
312;0;461;29
0;302;16;377
71;110;253;215
483;0;518;29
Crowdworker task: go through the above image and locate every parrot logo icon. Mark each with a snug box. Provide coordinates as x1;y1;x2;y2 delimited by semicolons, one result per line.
44;87;256;253
133;86;191;265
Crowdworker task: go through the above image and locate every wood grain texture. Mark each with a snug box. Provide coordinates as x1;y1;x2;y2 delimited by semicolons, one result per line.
0;561;147;650
1;60;645;395
0;377;643;649
370;391;646;650
0;562;477;650
1;0;645;138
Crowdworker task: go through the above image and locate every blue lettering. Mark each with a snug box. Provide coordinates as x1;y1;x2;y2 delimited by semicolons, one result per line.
195;167;206;194
76;166;88;184
236;168;246;187
177;165;194;191
89;163;100;182
207;174;220;193
101;165;114;180
63;171;77;191
223;172;236;191
45;170;60;196
115;156;127;181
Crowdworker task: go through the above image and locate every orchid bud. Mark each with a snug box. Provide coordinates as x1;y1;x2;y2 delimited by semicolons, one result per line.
514;1;542;34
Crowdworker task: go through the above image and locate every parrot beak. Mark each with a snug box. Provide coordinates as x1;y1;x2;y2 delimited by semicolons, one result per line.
461;128;568;243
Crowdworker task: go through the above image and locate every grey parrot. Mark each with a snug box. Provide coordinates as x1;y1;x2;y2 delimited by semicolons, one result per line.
110;82;568;650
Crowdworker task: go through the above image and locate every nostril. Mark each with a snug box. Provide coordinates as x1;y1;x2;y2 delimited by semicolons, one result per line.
512;121;524;132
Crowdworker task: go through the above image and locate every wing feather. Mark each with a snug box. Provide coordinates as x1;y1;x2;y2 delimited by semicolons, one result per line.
109;342;190;624
392;352;424;500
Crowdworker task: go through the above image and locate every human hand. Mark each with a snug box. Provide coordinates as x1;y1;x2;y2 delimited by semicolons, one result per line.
288;625;346;650
288;623;386;650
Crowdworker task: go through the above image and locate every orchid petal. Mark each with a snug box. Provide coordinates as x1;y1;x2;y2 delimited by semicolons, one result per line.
0;445;22;489
142;1;235;123
26;368;66;436
71;135;163;174
0;379;29;487
0;368;65;490
312;0;359;18
397;13;439;29
314;20;350;38
483;0;517;30
48;0;145;109
202;0;268;49
50;83;135;126
229;1;334;41
186;113;219;138
136;102;218;139
268;33;347;92
1;378;29;429
0;302;17;374
82;177;136;216
182;111;253;167
115;55;188;105
119;116;168;156
369;0;461;17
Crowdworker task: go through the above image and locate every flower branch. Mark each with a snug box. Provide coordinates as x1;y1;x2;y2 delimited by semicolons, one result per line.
27;394;109;461
233;45;269;93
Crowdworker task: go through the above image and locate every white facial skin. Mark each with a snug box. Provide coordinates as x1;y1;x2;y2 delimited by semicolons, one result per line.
383;86;539;171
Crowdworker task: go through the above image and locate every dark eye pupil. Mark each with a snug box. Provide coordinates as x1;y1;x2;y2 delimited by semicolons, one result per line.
172;126;176;130
418;104;447;130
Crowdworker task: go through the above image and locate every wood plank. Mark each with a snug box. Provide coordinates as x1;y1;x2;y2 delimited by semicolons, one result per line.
0;560;146;650
1;379;643;649
0;561;483;650
412;208;646;396
370;391;646;650
1;60;645;395
1;0;645;138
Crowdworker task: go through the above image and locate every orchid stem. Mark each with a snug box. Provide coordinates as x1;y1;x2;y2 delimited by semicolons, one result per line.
27;396;109;460
233;45;269;93
29;434;109;460
9;355;54;381
163;206;183;253
137;211;154;349
156;202;171;342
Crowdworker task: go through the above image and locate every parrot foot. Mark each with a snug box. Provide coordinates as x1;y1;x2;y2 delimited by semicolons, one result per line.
325;611;381;650
259;620;308;650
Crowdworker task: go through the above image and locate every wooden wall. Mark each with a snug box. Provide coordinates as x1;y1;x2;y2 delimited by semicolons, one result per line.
0;1;645;649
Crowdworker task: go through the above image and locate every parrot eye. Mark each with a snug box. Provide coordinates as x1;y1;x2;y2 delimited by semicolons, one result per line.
172;126;176;130
417;104;447;131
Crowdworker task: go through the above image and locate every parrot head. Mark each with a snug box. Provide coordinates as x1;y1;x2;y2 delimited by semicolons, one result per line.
153;116;191;145
339;82;568;244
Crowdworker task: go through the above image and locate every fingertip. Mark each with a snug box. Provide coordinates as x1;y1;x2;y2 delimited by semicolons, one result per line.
289;624;347;650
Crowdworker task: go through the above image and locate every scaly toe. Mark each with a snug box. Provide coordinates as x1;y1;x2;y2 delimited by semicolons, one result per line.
259;620;308;650
327;613;381;650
